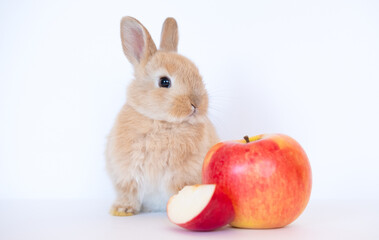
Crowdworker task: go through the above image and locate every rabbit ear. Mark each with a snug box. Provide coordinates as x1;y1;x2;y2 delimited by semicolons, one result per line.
120;17;157;66
159;17;178;52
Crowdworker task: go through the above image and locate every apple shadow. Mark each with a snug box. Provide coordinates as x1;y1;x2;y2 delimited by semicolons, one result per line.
166;223;292;234
166;224;233;236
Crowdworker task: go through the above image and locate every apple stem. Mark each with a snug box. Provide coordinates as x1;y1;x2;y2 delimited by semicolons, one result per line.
244;135;250;143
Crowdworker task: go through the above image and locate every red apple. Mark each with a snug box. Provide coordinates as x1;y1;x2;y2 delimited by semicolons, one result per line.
202;134;312;229
167;184;235;231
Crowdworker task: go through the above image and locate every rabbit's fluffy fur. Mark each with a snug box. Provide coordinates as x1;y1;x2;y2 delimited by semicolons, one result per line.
106;17;219;216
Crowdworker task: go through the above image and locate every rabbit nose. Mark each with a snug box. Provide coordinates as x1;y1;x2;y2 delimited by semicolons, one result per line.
190;94;201;107
191;103;197;115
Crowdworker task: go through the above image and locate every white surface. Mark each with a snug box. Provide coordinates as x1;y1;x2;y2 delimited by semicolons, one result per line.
0;199;378;240
1;0;379;201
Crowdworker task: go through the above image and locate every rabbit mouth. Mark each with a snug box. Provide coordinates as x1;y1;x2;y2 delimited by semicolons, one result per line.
168;97;204;123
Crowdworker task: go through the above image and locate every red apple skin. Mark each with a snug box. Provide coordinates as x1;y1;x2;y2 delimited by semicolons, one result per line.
167;185;235;231
202;134;312;229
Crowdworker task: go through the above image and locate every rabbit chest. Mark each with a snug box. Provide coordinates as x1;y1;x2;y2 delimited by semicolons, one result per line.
129;119;205;211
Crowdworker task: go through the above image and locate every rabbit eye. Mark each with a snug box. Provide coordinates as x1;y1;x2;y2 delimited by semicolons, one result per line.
159;76;171;88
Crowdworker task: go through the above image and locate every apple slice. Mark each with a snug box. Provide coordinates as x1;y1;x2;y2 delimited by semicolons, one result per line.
167;184;235;231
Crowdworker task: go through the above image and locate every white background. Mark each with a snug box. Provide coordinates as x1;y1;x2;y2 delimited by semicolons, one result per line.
1;0;379;203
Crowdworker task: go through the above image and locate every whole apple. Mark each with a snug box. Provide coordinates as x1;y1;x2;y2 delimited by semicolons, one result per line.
202;134;312;229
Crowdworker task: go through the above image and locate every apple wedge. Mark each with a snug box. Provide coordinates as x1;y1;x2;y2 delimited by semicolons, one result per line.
167;184;235;231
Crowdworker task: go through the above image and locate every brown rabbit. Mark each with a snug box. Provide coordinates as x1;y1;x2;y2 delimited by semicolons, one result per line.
106;16;219;216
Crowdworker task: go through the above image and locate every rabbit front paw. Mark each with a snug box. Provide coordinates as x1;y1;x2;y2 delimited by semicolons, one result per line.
110;202;140;216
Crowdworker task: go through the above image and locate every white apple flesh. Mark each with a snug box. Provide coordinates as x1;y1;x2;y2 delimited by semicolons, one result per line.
167;184;235;231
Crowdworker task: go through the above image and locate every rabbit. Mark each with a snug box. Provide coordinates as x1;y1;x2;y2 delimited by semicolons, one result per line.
106;16;219;216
